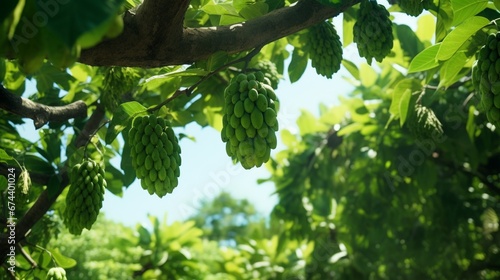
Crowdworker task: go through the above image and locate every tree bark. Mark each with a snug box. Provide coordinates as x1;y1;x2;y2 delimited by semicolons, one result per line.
80;0;360;67
0;85;87;129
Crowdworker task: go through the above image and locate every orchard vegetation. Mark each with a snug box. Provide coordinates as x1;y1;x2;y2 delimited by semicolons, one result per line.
0;0;500;279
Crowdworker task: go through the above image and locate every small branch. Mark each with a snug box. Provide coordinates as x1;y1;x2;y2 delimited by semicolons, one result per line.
148;46;263;112
18;244;37;269
75;104;106;147
0;85;87;129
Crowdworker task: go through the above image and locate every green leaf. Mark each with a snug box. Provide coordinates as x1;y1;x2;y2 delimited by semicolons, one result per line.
390;78;422;117
24;154;54;175
239;3;268;20
288;48;308;83
280;129;297;147
296;110;328;135
45;0;125;47
342;7;356;46
436;16;490;61
451;0;488;26
105;101;147;144
435;0;454;42
466;105;476;142
396;24;424;59
399;89;412;126
202;2;236;15
408;44;441;73
359;64;377;87
416;14;436;43
337;122;363;136
204;51;228;72
495;0;500;11
341;59;359;80
203;107;223;131
438;51;469;88
143;68;207;91
219;14;244;25
51;248;77;268
0;148;13;163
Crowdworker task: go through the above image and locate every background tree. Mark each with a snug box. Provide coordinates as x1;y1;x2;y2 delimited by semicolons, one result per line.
189;191;270;244
1;0;500;279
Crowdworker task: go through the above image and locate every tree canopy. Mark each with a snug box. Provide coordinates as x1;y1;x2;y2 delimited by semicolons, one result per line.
1;0;500;279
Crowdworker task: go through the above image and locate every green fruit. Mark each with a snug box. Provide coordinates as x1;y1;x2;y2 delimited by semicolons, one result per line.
353;0;393;64
241;113;251;129
234;100;244;118
128;115;181;197
249;88;259;101
307;20;343;78
244;98;255;113
476;32;500;126
221;72;280;169
251;110;264;129
46;267;68;280
256;94;268;112
64;159;105;235
395;0;428;17
264;108;277;127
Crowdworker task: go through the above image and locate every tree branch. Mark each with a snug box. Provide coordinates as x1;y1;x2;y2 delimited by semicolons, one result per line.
0;85;87;129
80;0;359;67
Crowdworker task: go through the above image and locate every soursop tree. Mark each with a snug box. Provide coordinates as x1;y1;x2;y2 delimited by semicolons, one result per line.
0;0;499;278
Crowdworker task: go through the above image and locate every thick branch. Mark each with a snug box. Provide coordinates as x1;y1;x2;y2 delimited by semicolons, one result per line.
80;0;359;67
0;85;87;129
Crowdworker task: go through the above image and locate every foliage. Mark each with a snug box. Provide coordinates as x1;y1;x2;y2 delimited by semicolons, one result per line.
0;0;500;279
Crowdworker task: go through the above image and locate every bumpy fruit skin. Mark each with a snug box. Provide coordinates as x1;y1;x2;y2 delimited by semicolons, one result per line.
407;105;444;139
353;0;394;64
46;267;67;280
255;60;281;89
64;159;106;235
476;33;500;126
307;21;343;78
222;72;279;169
129;115;181;197
100;67;136;112
396;0;427;17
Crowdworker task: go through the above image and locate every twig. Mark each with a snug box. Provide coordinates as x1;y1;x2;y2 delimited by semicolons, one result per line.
18;244;37;269
148;45;263;112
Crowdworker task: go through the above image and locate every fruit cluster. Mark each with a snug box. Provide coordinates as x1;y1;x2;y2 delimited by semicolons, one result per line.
65;159;106;235
255;60;281;89
46;267;67;280
476;33;500;126
307;21;343;78
407;105;444;139
221;72;279;169
353;0;394;64
128;115;181;197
